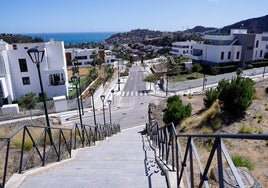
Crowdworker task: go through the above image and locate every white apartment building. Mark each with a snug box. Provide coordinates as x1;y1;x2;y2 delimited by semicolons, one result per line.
191;29;268;67
104;50;117;66
65;48;98;66
0;39;68;107
65;48;116;67
170;41;196;58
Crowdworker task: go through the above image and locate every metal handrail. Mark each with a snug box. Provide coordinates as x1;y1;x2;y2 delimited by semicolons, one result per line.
146;121;268;188
0;122;121;188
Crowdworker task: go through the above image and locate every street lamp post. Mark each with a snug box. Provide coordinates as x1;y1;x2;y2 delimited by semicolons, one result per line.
78;76;84;116
118;60;120;91
166;74;169;97
27;47;53;144
71;75;84;146
89;87;97;125
100;95;106;125
73;60;84;115
203;69;206;91
107;100;112;125
111;90;115;105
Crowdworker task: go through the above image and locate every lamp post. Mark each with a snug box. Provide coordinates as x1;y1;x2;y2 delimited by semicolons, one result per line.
166;74;169;97
89;87;97;125
118;60;120;91
71;75;84;145
202;68;206;91
73;59;84;115
107;100;112;125
100;95;106;125
111;90;114;105
27;47;53;144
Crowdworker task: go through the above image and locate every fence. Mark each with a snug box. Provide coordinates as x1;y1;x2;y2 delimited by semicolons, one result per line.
0;122;120;188
146;121;268;188
0;98;91;122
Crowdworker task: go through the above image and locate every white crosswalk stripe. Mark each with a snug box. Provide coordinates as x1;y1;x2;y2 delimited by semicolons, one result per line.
121;91;149;97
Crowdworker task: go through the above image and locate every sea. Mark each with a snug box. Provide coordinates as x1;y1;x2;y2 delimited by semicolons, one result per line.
24;32;115;44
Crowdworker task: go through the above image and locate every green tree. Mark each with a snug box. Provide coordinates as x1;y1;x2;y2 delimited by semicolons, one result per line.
85;68;98;86
217;77;255;117
71;58;79;75
19;92;38;119
236;67;243;77
163;95;192;126
192;63;203;78
143;74;158;90
203;88;219;108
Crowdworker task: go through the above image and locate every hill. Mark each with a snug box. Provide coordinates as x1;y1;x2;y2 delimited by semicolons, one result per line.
105;29;169;44
184;26;217;34
105;14;268;45
220;14;268;34
0;33;44;44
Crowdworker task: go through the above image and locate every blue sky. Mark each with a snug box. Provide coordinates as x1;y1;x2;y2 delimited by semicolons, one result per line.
1;0;268;33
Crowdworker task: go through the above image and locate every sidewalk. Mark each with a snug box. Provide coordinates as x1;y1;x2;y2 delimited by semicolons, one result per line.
7;125;168;188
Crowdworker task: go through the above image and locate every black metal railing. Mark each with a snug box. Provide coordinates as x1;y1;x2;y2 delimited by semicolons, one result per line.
0;122;120;188
146;121;268;188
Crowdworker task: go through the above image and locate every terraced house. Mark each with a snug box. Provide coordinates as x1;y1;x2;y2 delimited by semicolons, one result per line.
0;39;68;107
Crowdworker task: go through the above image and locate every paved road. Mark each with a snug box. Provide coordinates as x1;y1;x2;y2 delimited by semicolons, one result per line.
9;126;167;188
66;64;161;130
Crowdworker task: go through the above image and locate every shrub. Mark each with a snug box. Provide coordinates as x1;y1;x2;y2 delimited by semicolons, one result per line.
163;95;192;126
202;127;213;134
238;125;254;134
247;64;254;69
200;99;221;123
211;117;222;130
203;88;219;108
252;92;261;100
217;77;255;117
232;155;254;171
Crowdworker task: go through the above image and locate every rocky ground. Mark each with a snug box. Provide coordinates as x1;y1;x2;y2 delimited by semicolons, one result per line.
149;78;268;187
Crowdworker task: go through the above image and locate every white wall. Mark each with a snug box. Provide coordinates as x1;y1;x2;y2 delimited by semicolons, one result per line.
192;43;242;64
252;34;267;61
5;41;68;100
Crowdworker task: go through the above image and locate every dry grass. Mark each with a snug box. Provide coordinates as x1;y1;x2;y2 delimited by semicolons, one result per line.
152;78;268;187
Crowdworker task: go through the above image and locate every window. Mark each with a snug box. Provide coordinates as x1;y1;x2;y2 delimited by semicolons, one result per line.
19;59;28;72
0;82;3;97
236;51;240;59
256;40;259;48
22;77;30;85
13;44;17;50
228;51;231;59
193;49;203;56
260;50;263;57
75;56;87;60
262;36;268;41
49;73;65;85
221;52;224;60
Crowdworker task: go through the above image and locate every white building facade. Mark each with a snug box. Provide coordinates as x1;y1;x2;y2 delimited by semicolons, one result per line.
0;39;68;107
170;41;196;58
104;50;117;66
65;48;98;66
191;29;268;67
